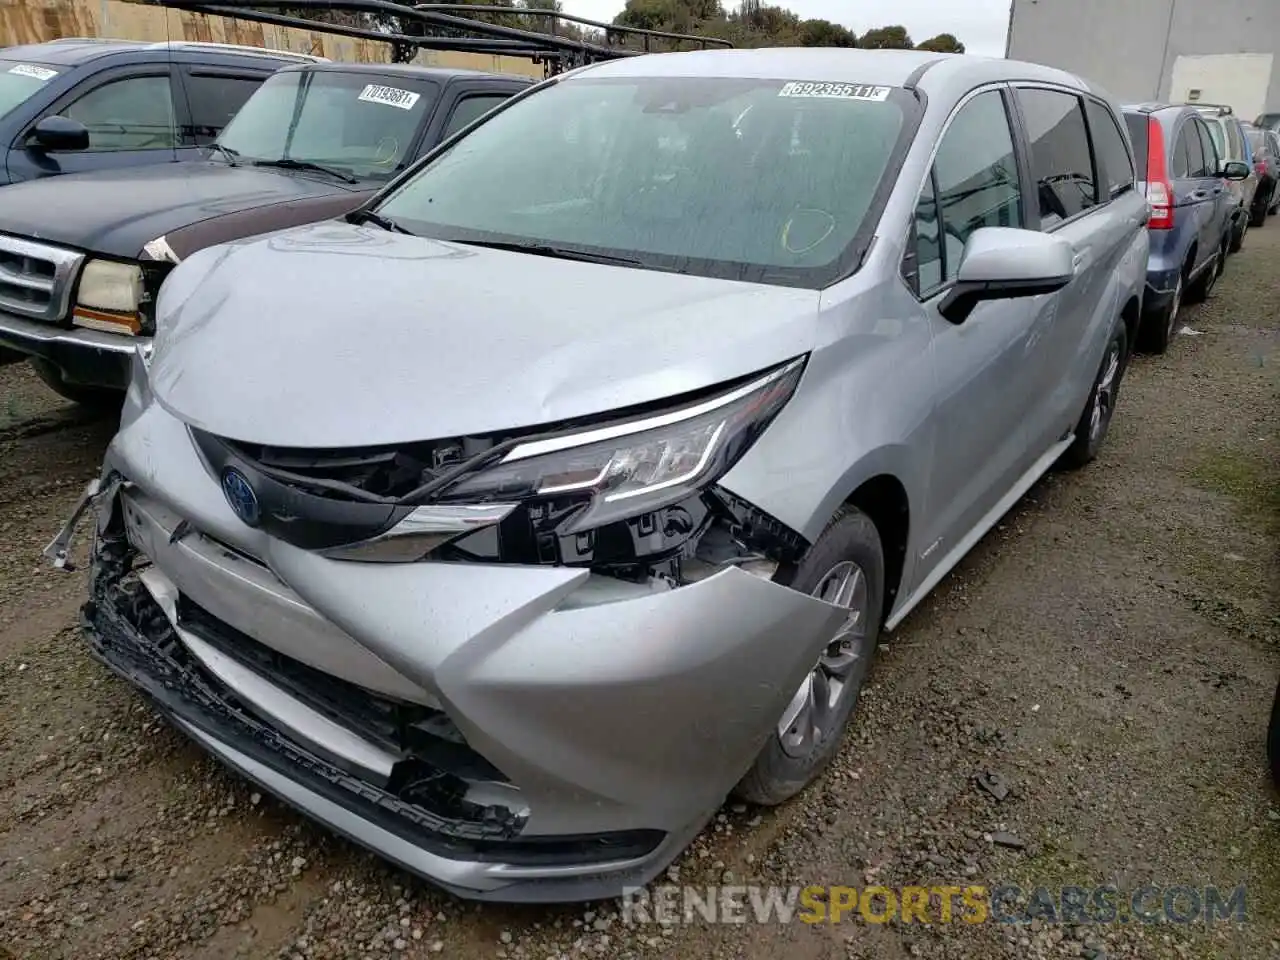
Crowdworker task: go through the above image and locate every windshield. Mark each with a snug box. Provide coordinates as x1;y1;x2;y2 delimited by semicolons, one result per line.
375;76;911;286
216;70;438;180
0;60;61;121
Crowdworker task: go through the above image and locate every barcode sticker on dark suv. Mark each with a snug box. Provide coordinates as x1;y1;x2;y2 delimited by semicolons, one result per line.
357;84;421;110
777;82;891;101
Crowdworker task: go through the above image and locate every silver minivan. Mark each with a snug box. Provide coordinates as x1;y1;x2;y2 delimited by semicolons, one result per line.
52;48;1148;903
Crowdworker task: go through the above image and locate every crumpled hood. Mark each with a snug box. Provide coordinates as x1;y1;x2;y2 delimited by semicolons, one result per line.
0;162;355;258
150;221;822;448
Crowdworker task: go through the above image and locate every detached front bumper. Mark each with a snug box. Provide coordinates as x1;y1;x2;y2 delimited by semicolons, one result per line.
70;398;845;902
0;310;137;388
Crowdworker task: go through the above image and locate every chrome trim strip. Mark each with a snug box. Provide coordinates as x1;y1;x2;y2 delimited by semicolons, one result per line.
139;566;401;782
499;357;806;463
320;502;519;561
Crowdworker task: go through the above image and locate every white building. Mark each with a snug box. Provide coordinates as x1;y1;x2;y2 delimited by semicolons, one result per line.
1006;0;1280;120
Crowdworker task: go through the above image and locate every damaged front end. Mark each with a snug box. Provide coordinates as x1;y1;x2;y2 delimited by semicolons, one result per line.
49;353;850;902
184;355;812;586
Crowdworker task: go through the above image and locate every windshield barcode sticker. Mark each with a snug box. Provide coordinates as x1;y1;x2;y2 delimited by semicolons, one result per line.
778;82;891;101
9;64;58;82
357;84;421;110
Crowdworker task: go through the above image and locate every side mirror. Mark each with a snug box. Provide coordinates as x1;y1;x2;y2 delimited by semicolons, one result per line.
26;116;90;152
1222;159;1251;181
938;227;1075;325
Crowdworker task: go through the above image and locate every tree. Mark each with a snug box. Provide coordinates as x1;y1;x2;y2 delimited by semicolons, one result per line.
798;19;857;48
916;32;965;54
609;0;962;55
859;24;912;49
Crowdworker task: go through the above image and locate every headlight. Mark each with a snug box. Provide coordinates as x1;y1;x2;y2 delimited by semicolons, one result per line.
438;357;805;533
73;259;144;335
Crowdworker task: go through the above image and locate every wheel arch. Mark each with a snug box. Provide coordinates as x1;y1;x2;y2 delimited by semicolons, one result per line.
842;472;911;627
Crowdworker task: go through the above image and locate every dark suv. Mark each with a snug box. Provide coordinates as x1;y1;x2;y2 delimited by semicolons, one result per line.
1123;103;1248;354
0;38;321;185
0;62;532;404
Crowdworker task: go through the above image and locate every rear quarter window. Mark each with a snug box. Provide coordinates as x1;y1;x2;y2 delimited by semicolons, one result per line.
1085;99;1135;197
1123;113;1148;167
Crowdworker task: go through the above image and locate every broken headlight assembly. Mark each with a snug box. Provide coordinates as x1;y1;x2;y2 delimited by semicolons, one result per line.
71;258;167;336
442;357;804;530
328;357;808;576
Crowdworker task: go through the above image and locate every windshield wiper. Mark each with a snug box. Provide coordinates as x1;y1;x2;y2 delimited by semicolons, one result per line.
346;209;414;235
252;157;359;184
455;239;645;267
207;142;240;165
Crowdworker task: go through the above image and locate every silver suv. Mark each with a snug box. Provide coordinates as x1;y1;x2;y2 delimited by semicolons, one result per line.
1196;103;1260;251
52;48;1148;903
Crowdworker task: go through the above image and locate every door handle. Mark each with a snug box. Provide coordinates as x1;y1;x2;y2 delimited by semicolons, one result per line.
1190;190;1209;200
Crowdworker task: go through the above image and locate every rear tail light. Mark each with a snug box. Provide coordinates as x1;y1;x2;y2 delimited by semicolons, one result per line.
1145;116;1174;230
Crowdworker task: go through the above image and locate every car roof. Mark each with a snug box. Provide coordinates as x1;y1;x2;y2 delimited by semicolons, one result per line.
275;61;533;83
1122;102;1189;114
570;47;1096;98
0;39;146;65
0;38;322;66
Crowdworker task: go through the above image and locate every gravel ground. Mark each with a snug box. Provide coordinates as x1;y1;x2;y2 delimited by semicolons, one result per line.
1;227;1277;960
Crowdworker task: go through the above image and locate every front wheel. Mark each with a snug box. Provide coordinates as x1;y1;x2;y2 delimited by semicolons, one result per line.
1250;188;1271;227
733;508;884;807
1059;322;1127;470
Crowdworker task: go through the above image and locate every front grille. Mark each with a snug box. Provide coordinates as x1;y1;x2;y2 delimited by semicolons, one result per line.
0;234;84;322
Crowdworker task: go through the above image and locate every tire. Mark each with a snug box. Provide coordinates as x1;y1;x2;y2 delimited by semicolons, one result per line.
1229;214;1247;253
1185;236;1225;305
29;358;125;410
733;508;885;807
1137;270;1182;354
1058;321;1127;470
1250;189;1270;227
1269;677;1280;789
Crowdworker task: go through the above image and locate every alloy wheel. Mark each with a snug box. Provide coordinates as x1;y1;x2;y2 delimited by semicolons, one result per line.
1089;339;1122;442
777;561;872;759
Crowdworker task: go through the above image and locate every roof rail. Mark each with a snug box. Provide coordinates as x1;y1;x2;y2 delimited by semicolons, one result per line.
141;0;731;77
44;37;136;44
145;39;328;61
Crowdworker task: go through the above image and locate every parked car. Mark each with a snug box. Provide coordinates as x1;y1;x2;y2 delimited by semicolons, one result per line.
1243;123;1280;224
1195;104;1258;252
0;38;320;185
1122;104;1247;353
1254;111;1280;135
49;48;1148;903
0;62;532;404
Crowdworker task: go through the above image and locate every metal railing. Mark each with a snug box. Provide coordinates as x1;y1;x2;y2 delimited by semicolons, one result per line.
140;0;733;76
